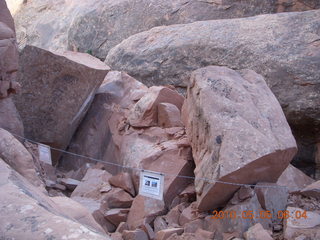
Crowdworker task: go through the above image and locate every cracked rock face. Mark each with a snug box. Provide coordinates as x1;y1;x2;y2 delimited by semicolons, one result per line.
183;66;297;211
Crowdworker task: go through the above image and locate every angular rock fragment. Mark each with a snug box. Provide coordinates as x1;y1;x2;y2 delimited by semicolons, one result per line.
104;208;129;227
128;86;184;127
126;195;166;230
158;103;184;128
154;216;168;233
106;188;133;208
155;228;184;240
254;182;289;224
183;66;297;210
14;45;110;163
244;223;273;240
277;164;315;193
123;229;148;240
109;172;136;197
140;222;155;240
58;177;80;191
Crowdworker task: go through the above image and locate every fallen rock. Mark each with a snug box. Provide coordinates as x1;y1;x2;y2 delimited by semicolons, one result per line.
71;168;112;199
58;177;80;191
116;222;128;233
106;188;133;208
184;219;204;233
230;186;255;205
0;159;109;239
104;208;129;227
105;10;320;171
183;66;297;210
254;182;289;224
126;195;166;230
179;204;197;226
300;180;320;200
128;86;184;127
14;0;316;60
158;103;184;128
277;164;315;193
0;128;43;187
13;45;110;163
166;202;189;227
284;207;320;239
155;228;184;240
154;216;168;233
59;71;148;174
140;222;155;240
72;196;116;233
105;10;320;130
123;229;148;240
109;172;136;197
243;223;273;240
194;229;215;240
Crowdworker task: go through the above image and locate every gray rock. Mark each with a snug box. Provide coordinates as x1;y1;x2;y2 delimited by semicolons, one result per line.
13;45;109;163
14;0;319;59
182;66;297;211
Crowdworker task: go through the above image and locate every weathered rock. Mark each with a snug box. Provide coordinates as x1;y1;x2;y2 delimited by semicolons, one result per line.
105;10;320;128
116;222;128;233
300;180;320;200
184;219;204;233
140;222;155;240
105;10;320;171
155;228;184;240
71;168;112;199
0;97;24;136
104;208;129;227
0;159;109;239
284;207;320;239
71;196;116;233
59;71;148;174
128;86;184;127
14;0;318;60
13;45;110;163
154;216;168;233
106;188;133;208
109;172;136;197
316;142;320;179
158;103;184;128
111;232;123;240
254;182;289;224
183;66;297;210
244;223;273;240
126;195;166;230
277;164;315;193
166;202;189;227
194;229;215;240
0;0;20;99
179;204;197;226
123;229;148;240
0;128;42;187
230;186;255;205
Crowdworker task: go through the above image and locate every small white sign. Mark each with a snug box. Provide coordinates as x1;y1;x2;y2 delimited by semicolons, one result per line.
38;144;52;165
139;170;164;200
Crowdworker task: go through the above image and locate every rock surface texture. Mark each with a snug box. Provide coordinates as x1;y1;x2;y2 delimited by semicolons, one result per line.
0;159;109;239
183;66;297;210
13;0;319;60
13;45;110;163
105;10;320;147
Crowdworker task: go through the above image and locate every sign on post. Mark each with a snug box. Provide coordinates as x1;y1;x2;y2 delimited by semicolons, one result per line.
139;170;164;200
38;144;52;165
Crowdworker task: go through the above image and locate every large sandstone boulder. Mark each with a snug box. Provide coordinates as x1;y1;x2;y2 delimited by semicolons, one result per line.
105;10;320;171
0;128;42;187
0;97;24;136
13;45;110;163
0;159;109;239
183;66;297;211
13;0;319;60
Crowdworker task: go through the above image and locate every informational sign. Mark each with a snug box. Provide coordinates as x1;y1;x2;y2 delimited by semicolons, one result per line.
139;170;164;200
38;144;52;165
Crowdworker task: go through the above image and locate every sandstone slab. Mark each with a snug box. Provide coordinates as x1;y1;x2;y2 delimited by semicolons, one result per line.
155;228;184;240
0;159;109;239
109;172;136;197
13;45;110;163
183;66;297;210
300;180;320;200
244;223;273;240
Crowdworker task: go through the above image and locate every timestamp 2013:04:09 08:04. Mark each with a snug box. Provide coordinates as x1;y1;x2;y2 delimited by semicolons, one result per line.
211;210;308;220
